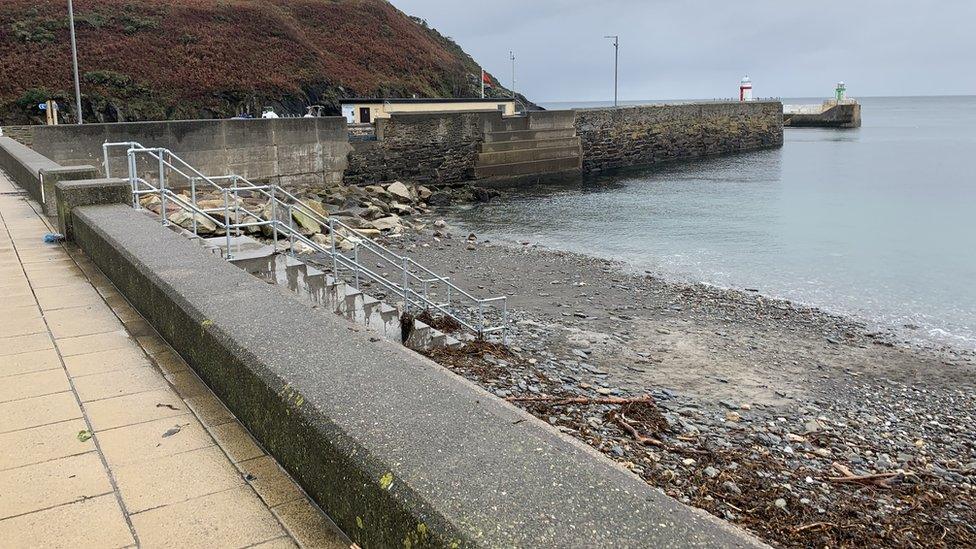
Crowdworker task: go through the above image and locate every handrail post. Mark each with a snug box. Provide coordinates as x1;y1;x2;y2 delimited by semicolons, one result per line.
271;186;278;251
478;301;485;338
232;176;241;236
158;150;168;226
502;298;508;344
402;257;409;313
223;189;232;260
446;280;452;312
190;176;198;236
128;149;139;210
354;244;361;289
329;218;338;281
288;205;296;258
102;142;110;179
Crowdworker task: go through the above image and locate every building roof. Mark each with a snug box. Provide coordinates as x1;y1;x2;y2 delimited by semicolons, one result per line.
339;98;515;105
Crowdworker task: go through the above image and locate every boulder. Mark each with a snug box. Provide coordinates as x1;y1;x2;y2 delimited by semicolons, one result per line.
428;192;452;206
390;202;414;216
291;208;320;235
371;215;402;232
386;181;413;202
168;210;218;235
351;228;382;238
361;205;385;220
301;199;329;218
474;187;492;203
417;185;433;200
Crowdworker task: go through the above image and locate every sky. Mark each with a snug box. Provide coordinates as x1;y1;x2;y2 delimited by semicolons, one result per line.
390;0;976;103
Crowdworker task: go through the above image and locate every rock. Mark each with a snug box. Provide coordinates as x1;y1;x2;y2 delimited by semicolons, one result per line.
814;448;832;458
722;480;742;494
428;192;452;206
361;205;385;220
417;185;432;199
370;215;402;232
473;187;492;202
434;219;447;229
364;185;389;197
682;458;696;466
301;199;329;217
725;411;742;423
168;211;218;234
386;181;413;202
350;228;382;238
774;498;787;510
704;466;720;478
390;202;414;215
311;233;330;245
804;419;824;432
291;208;320;235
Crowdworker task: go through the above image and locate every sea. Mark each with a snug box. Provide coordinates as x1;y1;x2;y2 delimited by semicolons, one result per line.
444;96;976;351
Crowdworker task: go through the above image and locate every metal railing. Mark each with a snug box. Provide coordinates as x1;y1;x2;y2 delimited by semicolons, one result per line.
102;142;507;338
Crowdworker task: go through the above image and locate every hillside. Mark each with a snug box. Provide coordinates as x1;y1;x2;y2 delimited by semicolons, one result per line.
0;0;533;123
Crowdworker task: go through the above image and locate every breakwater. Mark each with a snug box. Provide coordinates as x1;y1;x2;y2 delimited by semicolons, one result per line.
576;101;784;172
25;102;783;188
784;101;861;128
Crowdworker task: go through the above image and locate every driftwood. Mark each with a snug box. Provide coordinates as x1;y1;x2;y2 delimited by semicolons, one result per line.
827;462;904;487
505;394;654;406
609;411;710;456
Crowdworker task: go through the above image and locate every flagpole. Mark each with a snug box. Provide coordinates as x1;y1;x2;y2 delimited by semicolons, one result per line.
481;68;485;99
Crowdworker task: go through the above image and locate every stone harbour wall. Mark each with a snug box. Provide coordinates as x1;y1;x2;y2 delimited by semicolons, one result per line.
575;101;784;173
344;111;486;185
344;110;577;186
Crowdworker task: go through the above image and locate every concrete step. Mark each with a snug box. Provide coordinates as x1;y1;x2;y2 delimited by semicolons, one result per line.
483;128;576;143
204;235;275;261
477;144;581;167
216;249;457;350
475;156;582;179
480;136;580;153
405;320;432;350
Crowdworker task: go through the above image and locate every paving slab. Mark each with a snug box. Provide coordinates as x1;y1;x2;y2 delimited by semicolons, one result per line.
0;452;113;520
0;171;350;547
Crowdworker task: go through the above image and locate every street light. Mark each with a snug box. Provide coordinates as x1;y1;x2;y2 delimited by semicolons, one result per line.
604;35;619;108
510;51;516;101
67;0;83;124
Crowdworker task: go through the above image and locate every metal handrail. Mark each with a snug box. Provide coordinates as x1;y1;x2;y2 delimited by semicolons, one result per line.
105;141;508;338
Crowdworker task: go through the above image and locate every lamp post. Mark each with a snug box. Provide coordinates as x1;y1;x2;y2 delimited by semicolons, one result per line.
67;0;83;124
604;35;619;108
510;51;516;100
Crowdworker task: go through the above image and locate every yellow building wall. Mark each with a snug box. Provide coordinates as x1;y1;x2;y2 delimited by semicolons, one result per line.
347;101;516;123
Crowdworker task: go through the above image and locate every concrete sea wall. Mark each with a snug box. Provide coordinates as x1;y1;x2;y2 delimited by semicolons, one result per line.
575;101;784;173
30;118;352;188
0;136;97;214
64;195;763;548
784;102;861;128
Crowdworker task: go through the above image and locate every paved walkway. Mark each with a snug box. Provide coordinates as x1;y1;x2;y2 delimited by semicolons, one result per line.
0;172;349;548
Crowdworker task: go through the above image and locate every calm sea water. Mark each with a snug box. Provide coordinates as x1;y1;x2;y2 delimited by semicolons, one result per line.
448;96;976;350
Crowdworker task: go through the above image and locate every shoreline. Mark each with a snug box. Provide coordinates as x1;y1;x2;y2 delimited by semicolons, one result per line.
440;205;976;361
381;213;975;546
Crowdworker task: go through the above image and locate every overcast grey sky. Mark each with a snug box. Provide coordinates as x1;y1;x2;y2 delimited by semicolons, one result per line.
391;0;975;102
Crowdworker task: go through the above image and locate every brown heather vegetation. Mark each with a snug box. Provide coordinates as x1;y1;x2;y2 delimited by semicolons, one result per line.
0;0;512;123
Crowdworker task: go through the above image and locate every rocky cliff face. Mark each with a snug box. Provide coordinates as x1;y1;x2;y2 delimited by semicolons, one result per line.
0;0;534;123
